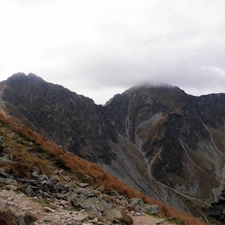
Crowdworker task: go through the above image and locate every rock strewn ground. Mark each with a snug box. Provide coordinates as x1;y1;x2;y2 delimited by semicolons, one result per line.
0;165;175;225
0;188;174;225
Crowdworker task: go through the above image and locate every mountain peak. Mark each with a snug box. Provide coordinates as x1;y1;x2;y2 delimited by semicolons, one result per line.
1;74;225;224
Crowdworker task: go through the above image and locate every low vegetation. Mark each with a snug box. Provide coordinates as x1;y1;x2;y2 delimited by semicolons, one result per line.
0;210;17;225
0;112;207;225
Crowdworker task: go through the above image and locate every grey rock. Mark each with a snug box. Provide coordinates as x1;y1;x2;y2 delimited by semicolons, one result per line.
5;185;18;191
89;217;98;223
0;177;18;185
130;198;144;208
25;185;36;197
0;156;13;163
44;206;56;213
75;187;89;195
85;190;101;198
38;174;48;181
31;171;39;179
143;204;159;214
0;168;8;178
41;179;53;192
87;211;102;220
78;182;89;188
95;185;105;192
54;192;67;199
70;197;79;209
79;197;111;212
102;208;123;221
50;175;60;184
108;190;119;196
32;166;40;174
156;219;166;224
118;198;129;206
67;220;79;225
76;212;87;221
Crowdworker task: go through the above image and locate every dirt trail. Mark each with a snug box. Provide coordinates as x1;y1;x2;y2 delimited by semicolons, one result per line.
132;215;174;225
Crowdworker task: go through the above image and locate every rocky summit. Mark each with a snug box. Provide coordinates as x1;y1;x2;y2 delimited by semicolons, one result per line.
0;73;225;224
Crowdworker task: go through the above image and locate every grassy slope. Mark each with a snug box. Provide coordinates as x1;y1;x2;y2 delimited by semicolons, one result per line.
0;112;207;225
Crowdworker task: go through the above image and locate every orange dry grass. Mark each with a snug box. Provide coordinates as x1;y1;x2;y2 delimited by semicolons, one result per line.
2;161;32;178
0;112;207;225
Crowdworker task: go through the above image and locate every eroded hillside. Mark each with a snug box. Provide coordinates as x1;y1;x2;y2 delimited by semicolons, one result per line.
1;73;225;224
104;86;225;223
0;112;207;225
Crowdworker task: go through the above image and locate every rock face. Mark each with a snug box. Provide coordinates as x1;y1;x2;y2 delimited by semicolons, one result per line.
1;73;225;224
0;73;117;163
104;87;225;210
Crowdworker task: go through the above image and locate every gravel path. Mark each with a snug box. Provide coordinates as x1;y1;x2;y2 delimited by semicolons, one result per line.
132;215;174;225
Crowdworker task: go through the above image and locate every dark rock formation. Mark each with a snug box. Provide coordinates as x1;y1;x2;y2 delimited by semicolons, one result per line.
0;73;117;163
0;136;4;155
1;73;225;224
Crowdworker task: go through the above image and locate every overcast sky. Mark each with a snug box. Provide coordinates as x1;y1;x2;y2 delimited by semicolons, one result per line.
1;0;225;104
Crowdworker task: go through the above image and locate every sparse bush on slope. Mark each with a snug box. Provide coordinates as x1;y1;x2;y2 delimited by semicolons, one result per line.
0;210;17;225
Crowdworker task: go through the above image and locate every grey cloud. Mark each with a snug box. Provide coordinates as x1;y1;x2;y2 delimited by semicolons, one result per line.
1;0;225;105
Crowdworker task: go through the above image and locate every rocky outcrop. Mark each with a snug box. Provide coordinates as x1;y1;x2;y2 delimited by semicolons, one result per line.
1;73;225;224
103;86;225;219
0;73;118;164
0;163;160;225
208;189;225;224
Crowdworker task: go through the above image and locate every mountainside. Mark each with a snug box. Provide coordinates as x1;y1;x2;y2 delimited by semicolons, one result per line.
0;102;206;225
0;73;117;163
103;86;225;221
1;73;225;224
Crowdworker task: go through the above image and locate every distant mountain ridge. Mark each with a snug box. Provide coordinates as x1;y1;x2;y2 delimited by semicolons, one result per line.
1;73;225;224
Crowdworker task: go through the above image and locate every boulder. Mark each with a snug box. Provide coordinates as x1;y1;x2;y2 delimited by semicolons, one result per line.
31;171;39;179
38;174;48;181
95;185;105;192
5;185;18;191
15;211;37;225
108;190;119;196
77;212;87;221
0;168;8;178
24;185;36;197
142;204;159;214
102;208;123;221
130;198;144;208
79;197;111;212
78;182;89;188
50;175;60;184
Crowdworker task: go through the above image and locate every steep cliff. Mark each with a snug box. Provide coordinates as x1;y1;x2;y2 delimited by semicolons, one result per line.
1;73;225;224
104;86;225;220
0;73;117;163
